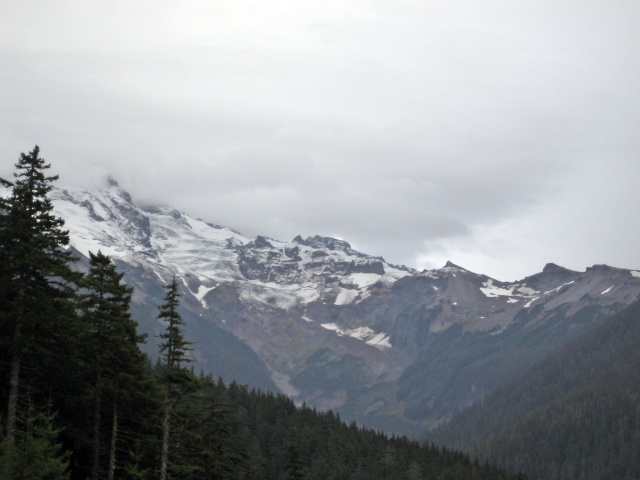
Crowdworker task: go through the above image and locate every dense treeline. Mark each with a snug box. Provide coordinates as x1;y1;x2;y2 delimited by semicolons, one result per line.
185;379;530;480
431;298;640;480
0;147;526;479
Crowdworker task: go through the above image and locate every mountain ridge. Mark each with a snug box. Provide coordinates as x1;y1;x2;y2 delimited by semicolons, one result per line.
21;179;640;435
430;298;640;479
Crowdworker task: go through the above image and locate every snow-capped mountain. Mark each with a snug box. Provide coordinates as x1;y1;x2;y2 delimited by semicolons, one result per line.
39;180;640;435
54;179;412;312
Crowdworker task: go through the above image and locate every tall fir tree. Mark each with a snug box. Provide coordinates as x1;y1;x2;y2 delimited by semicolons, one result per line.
156;278;248;478
157;276;192;370
78;251;146;480
0;146;79;444
157;276;197;480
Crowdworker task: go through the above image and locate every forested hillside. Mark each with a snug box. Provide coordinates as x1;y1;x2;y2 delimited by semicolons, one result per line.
0;147;526;479
431;297;640;480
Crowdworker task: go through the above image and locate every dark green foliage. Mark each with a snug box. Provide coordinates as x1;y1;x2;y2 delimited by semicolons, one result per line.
0;399;70;480
283;444;306;480
155;379;248;480
205;379;523;480
432;298;640;480
158;276;193;369
77;250;150;480
0;146;80;444
157;276;204;479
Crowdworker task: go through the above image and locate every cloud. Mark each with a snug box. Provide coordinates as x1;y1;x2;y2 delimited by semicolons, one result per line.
1;1;639;280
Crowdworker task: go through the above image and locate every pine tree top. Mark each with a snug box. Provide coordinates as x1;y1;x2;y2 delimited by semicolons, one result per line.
158;276;194;369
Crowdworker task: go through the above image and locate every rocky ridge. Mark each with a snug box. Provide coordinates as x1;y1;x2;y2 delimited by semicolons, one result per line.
43;181;640;435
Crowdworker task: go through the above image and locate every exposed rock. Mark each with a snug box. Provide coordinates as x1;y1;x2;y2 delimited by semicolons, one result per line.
254;235;274;248
284;245;301;260
40;181;640;437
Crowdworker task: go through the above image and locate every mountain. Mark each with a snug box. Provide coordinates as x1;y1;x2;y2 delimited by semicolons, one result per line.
430;298;640;480
38;179;640;435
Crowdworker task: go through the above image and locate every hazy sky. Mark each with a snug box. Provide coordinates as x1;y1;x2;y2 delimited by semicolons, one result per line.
2;1;639;280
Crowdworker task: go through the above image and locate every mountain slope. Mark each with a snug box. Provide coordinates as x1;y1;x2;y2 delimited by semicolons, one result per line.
430;298;640;480
327;261;640;431
38;179;640;435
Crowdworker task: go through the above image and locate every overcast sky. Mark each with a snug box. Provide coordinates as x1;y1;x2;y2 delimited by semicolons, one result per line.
2;1;639;281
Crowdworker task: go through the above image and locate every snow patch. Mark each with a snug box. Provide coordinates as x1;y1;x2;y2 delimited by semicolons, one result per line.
361;330;392;350
517;286;538;295
241;283;299;311
631;271;640;278
335;288;358;305
601;285;614;295
320;324;392;350
347;273;382;288
544;281;575;295
356;289;372;303
296;285;321;305
321;323;343;335
419;270;439;279
194;284;218;308
480;279;514;298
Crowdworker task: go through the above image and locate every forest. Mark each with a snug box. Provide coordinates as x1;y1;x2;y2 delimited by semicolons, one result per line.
0;146;527;479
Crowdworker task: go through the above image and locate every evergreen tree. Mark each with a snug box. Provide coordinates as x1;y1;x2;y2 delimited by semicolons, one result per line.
197;390;248;479
0;398;70;480
158;276;192;370
0;146;78;444
78;251;146;480
283;443;306;480
157;276;197;480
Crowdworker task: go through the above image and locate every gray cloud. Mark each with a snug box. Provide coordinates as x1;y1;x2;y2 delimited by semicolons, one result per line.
2;1;639;280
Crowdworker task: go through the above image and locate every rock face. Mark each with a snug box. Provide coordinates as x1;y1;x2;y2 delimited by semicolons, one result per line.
40;182;640;436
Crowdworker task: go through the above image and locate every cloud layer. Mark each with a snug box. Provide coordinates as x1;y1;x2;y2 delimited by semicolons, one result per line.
2;1;639;280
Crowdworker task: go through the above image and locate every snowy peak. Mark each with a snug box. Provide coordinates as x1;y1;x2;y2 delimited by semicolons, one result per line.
17;179;640;435
231;228;412;309
294;234;352;252
442;260;470;272
49;182;414;313
52;184;154;262
37;181;640;328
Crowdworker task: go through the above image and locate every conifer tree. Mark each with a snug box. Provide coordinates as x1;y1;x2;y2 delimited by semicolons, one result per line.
157;276;196;480
79;250;146;480
283;444;307;480
158;276;192;370
0;397;70;480
197;389;248;479
0;146;78;445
